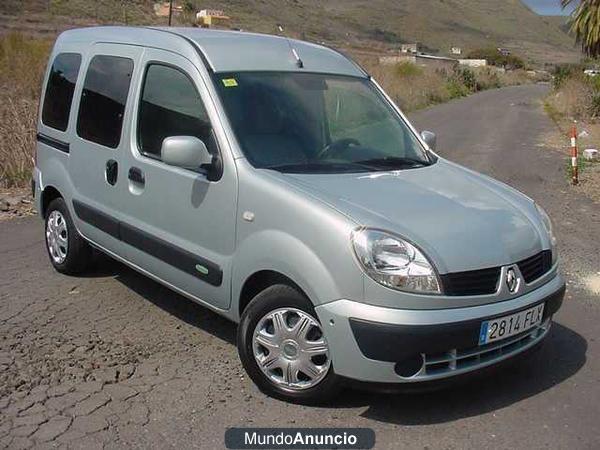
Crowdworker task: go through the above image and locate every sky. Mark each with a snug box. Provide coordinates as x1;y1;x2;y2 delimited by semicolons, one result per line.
522;0;578;15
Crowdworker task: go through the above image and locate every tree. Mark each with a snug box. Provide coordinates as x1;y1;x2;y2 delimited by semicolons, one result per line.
466;48;525;69
562;0;600;57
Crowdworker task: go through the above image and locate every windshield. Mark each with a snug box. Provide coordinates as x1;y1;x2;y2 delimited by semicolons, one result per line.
214;72;432;173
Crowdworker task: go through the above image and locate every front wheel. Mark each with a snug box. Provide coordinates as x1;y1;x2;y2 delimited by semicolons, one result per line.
237;284;341;404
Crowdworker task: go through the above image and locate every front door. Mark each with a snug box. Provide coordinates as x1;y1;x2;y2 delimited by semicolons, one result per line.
118;48;237;310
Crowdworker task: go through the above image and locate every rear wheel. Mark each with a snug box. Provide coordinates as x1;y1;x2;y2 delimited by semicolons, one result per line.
237;284;341;404
44;197;92;274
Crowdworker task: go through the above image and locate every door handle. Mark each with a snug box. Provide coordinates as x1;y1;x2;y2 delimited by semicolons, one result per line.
105;159;118;186
128;167;145;185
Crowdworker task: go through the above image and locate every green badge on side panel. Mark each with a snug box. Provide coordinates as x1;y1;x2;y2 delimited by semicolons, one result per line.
195;264;209;275
222;78;238;87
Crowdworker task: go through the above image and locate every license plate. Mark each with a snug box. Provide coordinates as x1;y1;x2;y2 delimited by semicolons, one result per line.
479;303;545;345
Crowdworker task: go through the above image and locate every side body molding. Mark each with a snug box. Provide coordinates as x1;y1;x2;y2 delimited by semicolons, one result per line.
72;199;223;287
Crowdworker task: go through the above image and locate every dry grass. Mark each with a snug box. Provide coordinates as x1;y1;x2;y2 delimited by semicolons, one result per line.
545;75;596;122
0;97;39;187
368;63;455;111
499;69;543;86
364;61;536;112
543;69;600;203
0;33;51;188
0;33;50;97
542;121;600;204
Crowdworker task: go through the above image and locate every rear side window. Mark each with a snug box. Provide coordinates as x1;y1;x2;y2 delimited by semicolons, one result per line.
41;53;82;131
138;64;212;159
77;55;134;148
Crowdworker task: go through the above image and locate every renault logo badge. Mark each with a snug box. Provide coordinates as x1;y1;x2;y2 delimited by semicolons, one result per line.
506;267;518;293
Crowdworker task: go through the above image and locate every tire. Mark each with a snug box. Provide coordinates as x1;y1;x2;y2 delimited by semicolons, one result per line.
44;197;92;275
237;284;342;404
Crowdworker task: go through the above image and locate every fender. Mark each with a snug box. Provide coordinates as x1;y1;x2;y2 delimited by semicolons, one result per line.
38;157;76;218
231;229;364;321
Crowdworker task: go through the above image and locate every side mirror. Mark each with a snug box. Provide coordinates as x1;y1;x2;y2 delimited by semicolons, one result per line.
161;136;212;169
420;130;437;151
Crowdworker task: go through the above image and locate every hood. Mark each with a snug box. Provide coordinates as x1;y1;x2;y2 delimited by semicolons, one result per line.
272;160;548;274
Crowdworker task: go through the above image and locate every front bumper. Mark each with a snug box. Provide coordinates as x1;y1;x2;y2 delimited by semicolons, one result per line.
315;273;565;384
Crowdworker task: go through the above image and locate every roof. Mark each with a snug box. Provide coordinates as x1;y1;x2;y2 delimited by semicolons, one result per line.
54;26;366;77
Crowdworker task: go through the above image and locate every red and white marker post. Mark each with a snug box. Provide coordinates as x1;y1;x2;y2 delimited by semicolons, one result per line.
570;123;579;185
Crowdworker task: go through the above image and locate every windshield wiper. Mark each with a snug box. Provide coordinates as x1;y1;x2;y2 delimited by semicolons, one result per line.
262;162;372;173
354;156;431;170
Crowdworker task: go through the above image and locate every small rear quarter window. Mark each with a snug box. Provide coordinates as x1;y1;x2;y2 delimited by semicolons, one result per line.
77;55;134;149
41;53;82;132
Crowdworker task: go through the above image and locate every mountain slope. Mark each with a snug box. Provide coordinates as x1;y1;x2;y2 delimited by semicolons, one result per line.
0;0;580;63
222;0;579;63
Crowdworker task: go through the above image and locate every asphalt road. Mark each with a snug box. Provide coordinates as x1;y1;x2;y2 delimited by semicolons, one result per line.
1;84;599;449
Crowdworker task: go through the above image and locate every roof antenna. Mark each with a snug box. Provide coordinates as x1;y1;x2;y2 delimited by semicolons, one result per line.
291;47;304;68
278;24;303;69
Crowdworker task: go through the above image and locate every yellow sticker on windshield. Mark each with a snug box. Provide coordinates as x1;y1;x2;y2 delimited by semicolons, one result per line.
222;78;238;87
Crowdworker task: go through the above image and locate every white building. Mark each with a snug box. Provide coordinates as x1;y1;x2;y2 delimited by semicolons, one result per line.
400;43;418;54
458;59;487;68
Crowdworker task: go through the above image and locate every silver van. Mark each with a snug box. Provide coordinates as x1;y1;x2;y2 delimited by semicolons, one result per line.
34;27;564;403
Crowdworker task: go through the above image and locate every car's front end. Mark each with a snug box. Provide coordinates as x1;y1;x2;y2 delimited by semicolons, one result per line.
286;162;565;385
248;150;566;388
209;54;564;396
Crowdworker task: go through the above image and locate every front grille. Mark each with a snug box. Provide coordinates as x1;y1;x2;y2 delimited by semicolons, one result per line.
440;250;553;296
517;250;553;283
440;266;501;296
412;320;550;380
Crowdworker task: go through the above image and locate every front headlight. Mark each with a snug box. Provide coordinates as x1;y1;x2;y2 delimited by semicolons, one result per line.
351;228;441;294
535;204;558;264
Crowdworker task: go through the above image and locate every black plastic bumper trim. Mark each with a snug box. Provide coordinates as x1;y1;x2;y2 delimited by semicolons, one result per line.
72;199;120;239
349;283;565;363
72;199;222;286
37;133;70;153
119;221;222;286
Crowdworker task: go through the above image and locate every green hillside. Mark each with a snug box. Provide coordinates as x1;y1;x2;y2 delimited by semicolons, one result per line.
0;0;581;64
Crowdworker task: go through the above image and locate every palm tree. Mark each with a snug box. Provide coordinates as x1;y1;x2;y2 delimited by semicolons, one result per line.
562;0;600;56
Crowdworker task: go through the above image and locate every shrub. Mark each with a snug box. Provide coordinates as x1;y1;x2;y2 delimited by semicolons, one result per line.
455;67;477;91
445;78;469;99
467;48;525;69
394;62;423;77
590;93;600;117
553;63;585;89
473;67;501;90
